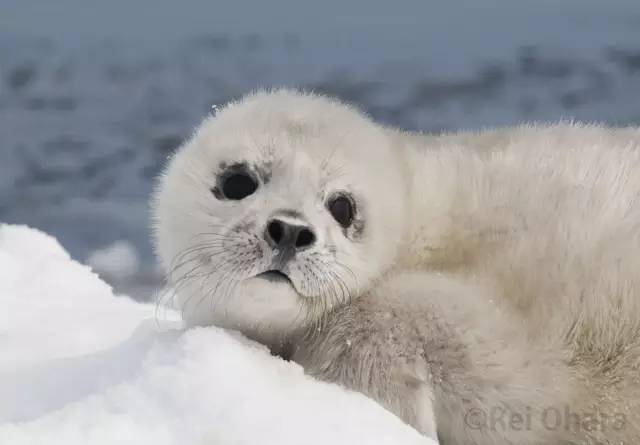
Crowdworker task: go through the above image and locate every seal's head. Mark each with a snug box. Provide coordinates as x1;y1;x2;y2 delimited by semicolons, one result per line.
153;90;406;345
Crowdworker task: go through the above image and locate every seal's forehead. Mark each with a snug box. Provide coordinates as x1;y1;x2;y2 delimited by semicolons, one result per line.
208;90;368;143
191;122;342;186
192;89;380;183
198;111;350;164
219;89;352;122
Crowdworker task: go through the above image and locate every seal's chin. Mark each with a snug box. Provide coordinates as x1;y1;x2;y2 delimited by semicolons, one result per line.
207;272;305;348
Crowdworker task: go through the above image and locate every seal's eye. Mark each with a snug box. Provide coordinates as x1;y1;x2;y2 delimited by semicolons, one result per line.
328;194;355;228
220;169;258;200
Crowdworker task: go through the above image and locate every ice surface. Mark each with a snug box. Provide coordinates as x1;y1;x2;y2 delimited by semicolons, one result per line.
0;224;435;445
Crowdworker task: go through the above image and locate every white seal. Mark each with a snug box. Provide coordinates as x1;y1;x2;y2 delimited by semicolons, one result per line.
153;90;405;347
153;89;640;443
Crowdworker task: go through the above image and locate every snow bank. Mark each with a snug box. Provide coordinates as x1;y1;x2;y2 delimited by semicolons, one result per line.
87;240;141;281
0;224;434;445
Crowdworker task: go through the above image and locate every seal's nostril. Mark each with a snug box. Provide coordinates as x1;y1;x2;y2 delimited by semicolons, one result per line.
267;220;284;245
266;218;316;250
295;228;316;248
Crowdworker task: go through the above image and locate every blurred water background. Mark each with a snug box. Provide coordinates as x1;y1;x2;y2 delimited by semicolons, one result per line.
2;0;640;299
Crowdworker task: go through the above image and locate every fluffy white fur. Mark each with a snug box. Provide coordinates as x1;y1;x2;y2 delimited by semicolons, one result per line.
153;92;405;347
153;89;640;444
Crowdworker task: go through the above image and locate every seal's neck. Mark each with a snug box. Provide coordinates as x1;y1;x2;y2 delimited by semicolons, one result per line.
388;130;476;271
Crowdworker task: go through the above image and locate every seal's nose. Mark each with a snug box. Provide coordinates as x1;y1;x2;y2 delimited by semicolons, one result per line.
265;218;316;251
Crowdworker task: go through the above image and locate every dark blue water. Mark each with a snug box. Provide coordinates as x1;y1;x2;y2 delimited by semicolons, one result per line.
2;0;640;297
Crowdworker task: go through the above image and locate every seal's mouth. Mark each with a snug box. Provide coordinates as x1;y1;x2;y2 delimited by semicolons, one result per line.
255;269;294;286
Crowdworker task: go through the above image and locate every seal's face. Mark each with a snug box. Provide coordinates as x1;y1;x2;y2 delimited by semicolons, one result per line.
153;90;406;343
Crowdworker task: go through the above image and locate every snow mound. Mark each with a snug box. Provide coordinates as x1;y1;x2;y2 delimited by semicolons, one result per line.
87;240;141;280
0;224;434;445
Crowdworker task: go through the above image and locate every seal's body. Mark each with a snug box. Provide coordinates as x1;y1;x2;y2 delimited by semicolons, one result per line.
154;90;640;444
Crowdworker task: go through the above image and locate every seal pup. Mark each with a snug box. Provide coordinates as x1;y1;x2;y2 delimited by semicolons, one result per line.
153;89;640;444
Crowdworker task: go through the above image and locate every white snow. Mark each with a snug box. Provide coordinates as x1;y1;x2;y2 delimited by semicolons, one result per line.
0;224;435;445
87;240;141;281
